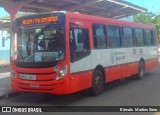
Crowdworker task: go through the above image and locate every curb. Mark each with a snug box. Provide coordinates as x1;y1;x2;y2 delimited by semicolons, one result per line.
0;92;22;100
0;64;10;68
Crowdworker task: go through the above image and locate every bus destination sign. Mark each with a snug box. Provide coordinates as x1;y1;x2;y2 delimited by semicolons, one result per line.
22;16;59;25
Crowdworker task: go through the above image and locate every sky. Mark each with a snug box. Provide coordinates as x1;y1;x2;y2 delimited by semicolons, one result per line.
124;0;160;13
0;7;8;17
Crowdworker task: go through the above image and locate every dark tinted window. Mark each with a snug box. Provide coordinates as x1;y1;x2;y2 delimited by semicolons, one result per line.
123;27;134;47
108;25;121;48
93;24;107;48
151;30;156;45
70;28;90;62
135;28;144;46
145;30;152;46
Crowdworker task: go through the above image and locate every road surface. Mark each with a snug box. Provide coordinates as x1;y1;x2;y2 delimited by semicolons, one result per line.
0;65;160;115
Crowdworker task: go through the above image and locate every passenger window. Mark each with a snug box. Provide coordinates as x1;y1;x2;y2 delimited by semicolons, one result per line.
70;28;90;62
108;25;121;48
145;30;152;46
135;28;144;46
151;30;156;45
123;27;134;47
93;24;107;48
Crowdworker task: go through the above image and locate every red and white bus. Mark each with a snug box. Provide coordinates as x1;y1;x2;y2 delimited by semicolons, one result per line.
11;11;158;95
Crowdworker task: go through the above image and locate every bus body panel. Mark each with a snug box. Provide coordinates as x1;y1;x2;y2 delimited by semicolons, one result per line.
11;12;158;95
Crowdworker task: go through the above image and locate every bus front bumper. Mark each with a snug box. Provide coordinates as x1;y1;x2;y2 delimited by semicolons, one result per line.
11;77;70;95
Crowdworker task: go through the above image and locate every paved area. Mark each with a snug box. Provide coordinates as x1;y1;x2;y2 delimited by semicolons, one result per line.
0;64;160;115
0;72;11;95
0;65;160;115
0;60;10;68
0;66;19;99
0;64;9;68
0;65;159;102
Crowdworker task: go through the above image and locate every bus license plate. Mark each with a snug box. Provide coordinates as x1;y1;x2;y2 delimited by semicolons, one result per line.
30;84;39;88
20;74;36;80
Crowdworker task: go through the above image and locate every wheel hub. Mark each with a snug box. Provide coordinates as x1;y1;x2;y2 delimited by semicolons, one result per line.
95;76;102;88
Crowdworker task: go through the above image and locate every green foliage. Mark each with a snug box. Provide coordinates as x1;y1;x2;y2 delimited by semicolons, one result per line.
134;12;160;42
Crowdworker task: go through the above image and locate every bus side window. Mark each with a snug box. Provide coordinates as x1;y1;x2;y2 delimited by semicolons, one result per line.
70;28;90;62
145;29;152;46
122;27;134;47
108;25;121;48
135;28;145;46
92;24;107;49
151;30;156;45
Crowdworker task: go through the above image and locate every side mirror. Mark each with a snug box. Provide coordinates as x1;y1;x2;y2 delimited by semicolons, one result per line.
78;31;84;43
2;37;5;47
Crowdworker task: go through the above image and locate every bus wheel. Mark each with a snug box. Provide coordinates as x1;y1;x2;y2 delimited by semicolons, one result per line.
136;61;145;80
92;69;104;96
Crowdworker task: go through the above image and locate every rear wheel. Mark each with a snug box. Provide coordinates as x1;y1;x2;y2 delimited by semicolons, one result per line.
92;69;104;96
136;61;145;80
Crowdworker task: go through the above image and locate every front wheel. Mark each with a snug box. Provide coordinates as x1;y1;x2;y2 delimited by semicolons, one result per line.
92;69;104;96
136;61;145;80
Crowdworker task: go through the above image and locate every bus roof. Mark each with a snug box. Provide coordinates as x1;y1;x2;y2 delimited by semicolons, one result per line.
0;0;146;19
68;12;156;30
14;11;156;30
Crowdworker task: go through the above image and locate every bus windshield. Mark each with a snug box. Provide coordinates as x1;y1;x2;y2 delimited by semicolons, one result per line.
11;26;65;67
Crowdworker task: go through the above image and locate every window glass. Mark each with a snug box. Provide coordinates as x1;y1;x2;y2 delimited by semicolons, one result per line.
108;25;121;48
135;28;144;46
93;24;107;48
123;27;134;47
145;30;152;46
11;28;65;63
70;28;90;62
151;30;156;45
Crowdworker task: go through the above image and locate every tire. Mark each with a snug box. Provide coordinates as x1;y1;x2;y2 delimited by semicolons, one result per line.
92;69;104;96
136;61;145;80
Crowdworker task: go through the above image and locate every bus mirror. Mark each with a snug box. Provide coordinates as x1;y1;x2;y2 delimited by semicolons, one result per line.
78;31;83;43
2;37;5;47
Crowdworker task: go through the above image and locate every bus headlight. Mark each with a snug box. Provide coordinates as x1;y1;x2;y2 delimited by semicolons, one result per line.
11;69;16;78
56;65;68;81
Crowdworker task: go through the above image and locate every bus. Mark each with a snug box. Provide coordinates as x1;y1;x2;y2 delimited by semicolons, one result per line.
11;11;158;95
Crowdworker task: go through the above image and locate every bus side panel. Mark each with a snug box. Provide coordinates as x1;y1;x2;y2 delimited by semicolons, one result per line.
145;46;158;71
145;59;151;71
69;72;92;93
106;62;138;83
145;58;158;71
130;62;139;75
152;58;158;69
121;63;138;78
68;19;93;93
121;64;131;78
106;66;121;82
149;46;158;70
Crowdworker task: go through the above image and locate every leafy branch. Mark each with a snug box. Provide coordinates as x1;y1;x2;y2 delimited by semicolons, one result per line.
134;12;160;41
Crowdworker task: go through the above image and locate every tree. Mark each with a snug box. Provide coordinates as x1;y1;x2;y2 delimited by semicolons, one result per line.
134;12;160;42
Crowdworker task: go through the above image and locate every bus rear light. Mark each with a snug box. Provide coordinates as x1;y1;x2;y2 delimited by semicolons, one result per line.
56;65;68;81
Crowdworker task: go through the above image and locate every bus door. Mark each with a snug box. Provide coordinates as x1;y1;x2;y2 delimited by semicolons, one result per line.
69;21;92;89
